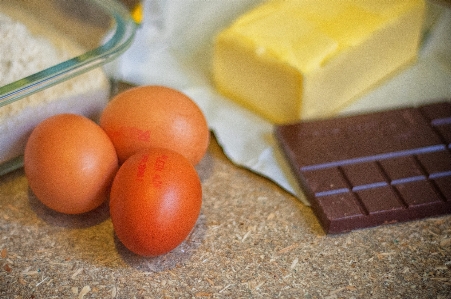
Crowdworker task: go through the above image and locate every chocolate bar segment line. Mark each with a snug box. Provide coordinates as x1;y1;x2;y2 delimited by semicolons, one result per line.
300;144;445;171
305;149;451;193
281;107;445;170
431;117;451;126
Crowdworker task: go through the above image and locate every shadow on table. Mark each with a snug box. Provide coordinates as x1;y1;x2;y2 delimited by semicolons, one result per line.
114;213;207;273
27;188;111;229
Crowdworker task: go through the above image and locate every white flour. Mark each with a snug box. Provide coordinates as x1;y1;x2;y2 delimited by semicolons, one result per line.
0;12;68;87
0;11;110;166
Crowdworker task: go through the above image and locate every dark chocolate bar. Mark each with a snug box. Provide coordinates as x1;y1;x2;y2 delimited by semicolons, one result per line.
275;101;451;234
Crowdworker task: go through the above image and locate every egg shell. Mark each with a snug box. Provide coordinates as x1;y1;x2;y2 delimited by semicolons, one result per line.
24;113;119;214
109;147;202;256
99;85;210;165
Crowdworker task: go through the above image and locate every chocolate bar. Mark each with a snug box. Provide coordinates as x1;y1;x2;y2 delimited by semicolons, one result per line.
275;101;451;234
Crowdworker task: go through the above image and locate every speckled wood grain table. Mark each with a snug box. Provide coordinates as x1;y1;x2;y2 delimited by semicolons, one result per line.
1;132;451;298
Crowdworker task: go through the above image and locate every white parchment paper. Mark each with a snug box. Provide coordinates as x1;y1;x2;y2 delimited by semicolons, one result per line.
105;0;451;205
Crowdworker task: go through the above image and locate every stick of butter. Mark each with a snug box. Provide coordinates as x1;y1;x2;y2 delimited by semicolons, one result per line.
213;0;426;124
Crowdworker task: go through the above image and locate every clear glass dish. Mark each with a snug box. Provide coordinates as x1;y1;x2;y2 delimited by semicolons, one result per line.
0;0;138;175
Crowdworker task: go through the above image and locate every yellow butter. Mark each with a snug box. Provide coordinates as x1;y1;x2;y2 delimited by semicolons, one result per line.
213;0;425;123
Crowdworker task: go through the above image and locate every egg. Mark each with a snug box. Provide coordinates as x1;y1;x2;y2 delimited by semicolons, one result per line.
99;85;210;165
109;147;202;256
24;114;119;214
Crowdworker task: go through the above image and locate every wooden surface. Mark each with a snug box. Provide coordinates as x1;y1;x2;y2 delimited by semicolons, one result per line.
1;134;451;298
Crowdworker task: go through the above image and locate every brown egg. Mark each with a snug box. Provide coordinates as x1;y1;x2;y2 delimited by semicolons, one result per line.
99;85;210;165
109;147;202;256
24;114;118;214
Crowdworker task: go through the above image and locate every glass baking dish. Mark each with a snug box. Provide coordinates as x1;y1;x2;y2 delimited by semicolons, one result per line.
0;0;138;175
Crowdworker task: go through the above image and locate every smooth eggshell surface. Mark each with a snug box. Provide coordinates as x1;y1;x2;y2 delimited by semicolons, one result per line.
24;114;118;214
99;85;210;165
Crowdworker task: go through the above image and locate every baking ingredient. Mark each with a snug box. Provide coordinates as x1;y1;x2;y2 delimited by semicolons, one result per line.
213;0;425;123
0;10;110;167
275;101;451;234
109;147;202;256
24;114;118;214
99;85;209;165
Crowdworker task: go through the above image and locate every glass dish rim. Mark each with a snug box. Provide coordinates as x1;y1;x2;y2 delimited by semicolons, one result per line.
0;0;138;109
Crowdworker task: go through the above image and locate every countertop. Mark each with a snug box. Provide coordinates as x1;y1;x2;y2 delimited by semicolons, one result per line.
1;134;451;298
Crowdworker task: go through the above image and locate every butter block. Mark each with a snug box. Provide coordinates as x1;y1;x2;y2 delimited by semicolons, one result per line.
213;0;426;123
